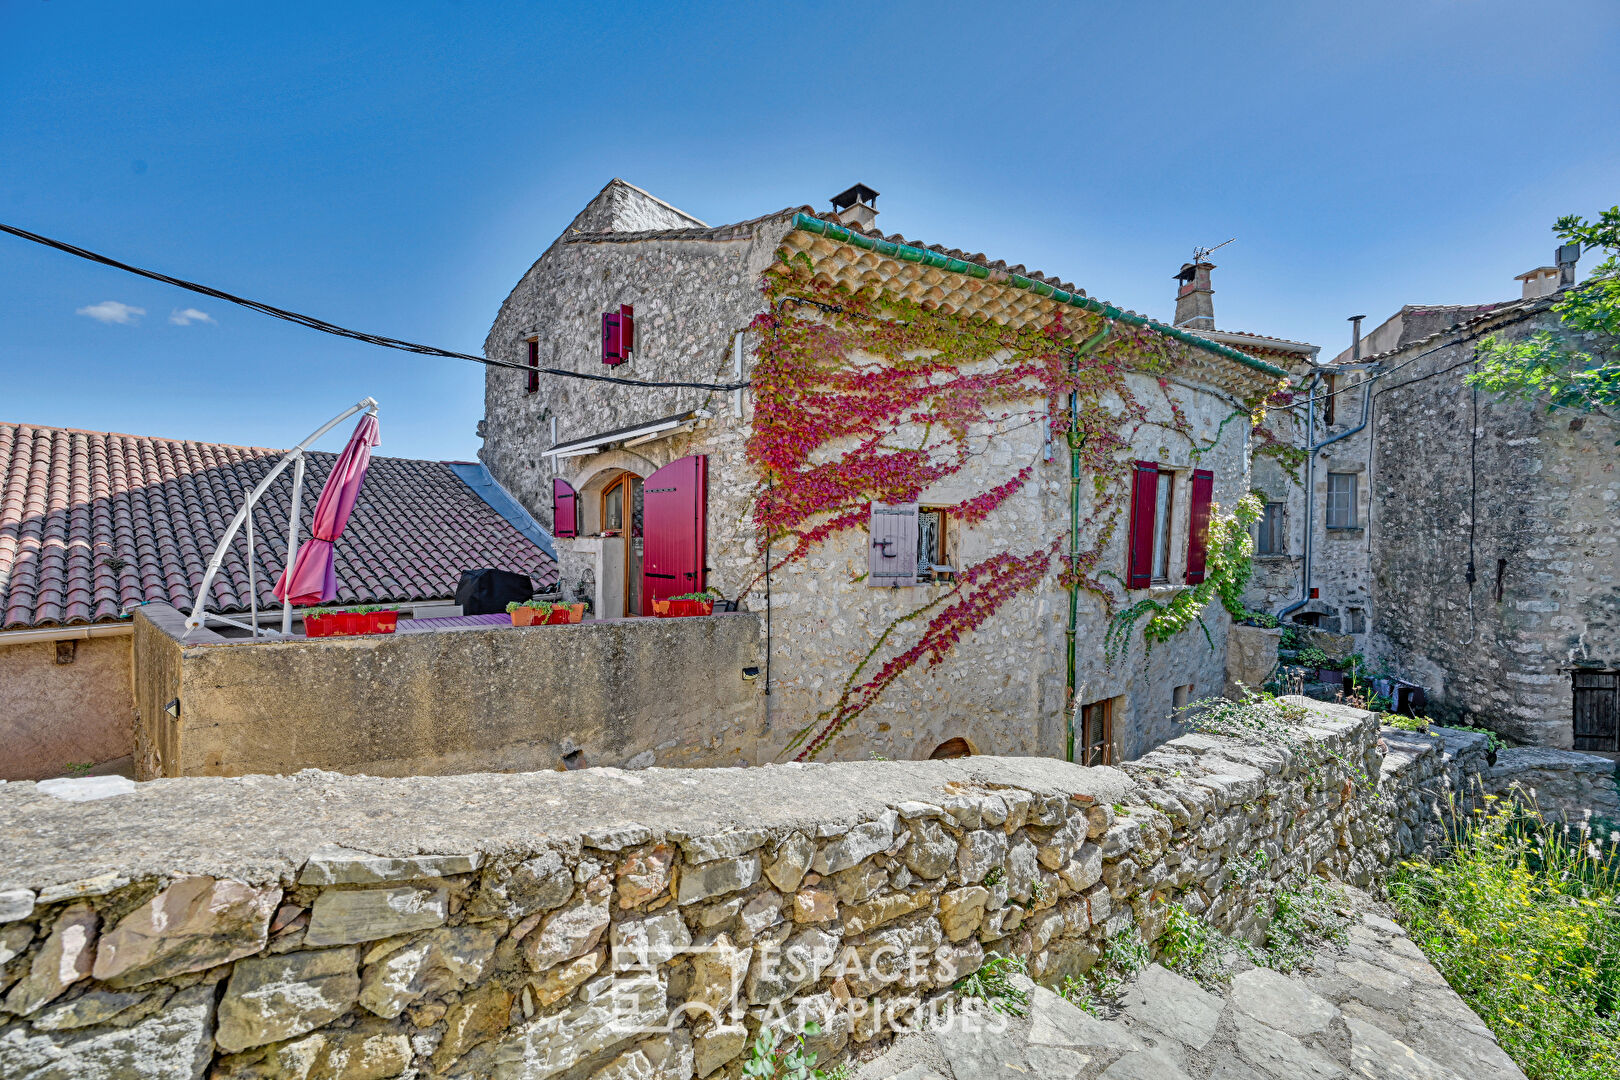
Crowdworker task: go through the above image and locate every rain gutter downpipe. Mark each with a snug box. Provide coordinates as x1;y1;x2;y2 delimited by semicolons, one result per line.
1280;316;1370;620
1065;323;1112;761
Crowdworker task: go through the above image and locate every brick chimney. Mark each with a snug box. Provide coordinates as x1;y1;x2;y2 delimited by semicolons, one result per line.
1174;261;1215;330
830;183;879;231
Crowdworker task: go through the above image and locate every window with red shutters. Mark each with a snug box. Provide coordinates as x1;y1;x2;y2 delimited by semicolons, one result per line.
527;339;540;393
601;305;634;366
1184;468;1214;585
552;478;578;538
1126;461;1159;589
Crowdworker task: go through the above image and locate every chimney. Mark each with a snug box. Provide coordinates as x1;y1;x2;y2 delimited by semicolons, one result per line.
1349;314;1366;362
830;183;879;231
1516;243;1581;299
1173;261;1215;330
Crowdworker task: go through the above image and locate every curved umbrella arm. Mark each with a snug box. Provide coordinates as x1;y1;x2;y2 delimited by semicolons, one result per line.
185;397;378;636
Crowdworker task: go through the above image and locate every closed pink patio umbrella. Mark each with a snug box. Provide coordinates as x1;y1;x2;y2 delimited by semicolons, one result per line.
273;412;380;606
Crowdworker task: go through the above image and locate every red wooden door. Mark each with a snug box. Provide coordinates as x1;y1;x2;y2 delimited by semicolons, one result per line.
641;455;706;615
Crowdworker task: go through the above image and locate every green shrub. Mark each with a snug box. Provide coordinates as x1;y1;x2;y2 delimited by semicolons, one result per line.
954;952;1029;1017
1389;800;1620;1079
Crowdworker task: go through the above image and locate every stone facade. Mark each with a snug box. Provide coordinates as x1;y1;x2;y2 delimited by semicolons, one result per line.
480;181;1286;766
0;697;1533;1080
1253;297;1619;748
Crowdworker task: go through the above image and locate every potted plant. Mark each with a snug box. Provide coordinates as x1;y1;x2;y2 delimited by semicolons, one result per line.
303;609;338;637
566;603;586;623
665;591;720;617
507;600;546;626
544;603;571;625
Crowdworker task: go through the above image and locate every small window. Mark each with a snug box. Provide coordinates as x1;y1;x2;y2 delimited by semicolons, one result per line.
1151;471;1174;581
601;473;637;536
1322;374;1336;427
1347;607;1366;634
930;737;973;760
1326;473;1358;529
1080;698;1112;766
1173;684;1193;710
1256;502;1285;555
526;338;540;394
917;508;947;580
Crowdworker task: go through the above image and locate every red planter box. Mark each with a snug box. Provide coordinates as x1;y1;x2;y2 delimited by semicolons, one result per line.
305;613;338;637
545;607;571;625
657;599;714;618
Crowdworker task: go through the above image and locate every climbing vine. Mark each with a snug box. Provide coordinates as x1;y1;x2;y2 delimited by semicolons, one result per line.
746;254;1260;759
1102;493;1264;667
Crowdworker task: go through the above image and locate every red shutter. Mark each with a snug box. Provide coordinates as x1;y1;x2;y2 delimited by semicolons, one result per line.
1126;461;1158;589
1185;468;1214;585
641;455;706;614
552;478;578;539
527;339;540;393
619;305;634;357
602;311;624;366
867;503;919;586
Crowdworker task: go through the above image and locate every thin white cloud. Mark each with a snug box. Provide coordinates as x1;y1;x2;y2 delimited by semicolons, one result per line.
76;300;146;325
169;307;216;326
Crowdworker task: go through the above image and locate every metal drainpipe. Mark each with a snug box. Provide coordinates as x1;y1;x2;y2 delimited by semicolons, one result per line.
1279;349;1374;620
1065;324;1112;760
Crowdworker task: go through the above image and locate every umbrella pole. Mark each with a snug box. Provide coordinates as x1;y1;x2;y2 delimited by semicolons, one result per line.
185;396;376;636
282;454;306;637
247;505;256;638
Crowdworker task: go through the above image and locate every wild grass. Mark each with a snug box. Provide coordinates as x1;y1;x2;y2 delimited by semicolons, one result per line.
1388;796;1620;1080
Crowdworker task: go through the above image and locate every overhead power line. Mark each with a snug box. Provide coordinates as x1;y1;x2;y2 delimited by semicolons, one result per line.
0;222;749;392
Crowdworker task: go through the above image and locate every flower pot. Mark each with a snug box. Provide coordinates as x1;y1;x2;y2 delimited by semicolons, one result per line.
511;607;541;626
567;604;585;624
545;607;571;625
373;610;398;634
652;599;672;618
304;613;337;637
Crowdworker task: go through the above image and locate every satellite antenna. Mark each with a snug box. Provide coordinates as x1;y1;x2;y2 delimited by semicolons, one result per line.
1192;237;1236;263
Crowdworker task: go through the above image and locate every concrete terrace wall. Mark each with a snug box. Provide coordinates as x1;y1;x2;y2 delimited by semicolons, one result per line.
0;699;1501;1080
0;635;133;781
131;603;765;780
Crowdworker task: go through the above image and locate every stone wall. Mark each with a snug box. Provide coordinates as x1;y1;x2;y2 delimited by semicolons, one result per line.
480;183;1275;766
0;634;133;781
131;602;765;779
0;698;1520;1080
1292;304;1619;747
1485;747;1620;821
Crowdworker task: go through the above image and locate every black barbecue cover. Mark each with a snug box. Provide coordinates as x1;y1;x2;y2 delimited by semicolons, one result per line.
454;569;534;616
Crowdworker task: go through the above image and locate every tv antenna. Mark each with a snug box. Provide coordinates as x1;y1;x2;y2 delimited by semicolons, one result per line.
1192;237;1236;263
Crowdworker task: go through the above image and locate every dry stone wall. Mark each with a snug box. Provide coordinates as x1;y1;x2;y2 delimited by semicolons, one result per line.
0;699;1502;1080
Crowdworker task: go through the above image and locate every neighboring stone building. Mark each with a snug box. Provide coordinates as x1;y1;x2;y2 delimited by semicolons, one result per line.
0;422;558;780
480;180;1292;766
1256;255;1620;750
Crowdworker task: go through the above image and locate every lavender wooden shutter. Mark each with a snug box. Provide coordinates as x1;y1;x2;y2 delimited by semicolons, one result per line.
868;503;919;586
1184;468;1214;585
1126;462;1158;589
641;455;706;614
552;478;578;538
527;339;540;394
619;305;634;358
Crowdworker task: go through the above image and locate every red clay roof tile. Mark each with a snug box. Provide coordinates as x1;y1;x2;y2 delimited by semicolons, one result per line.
0;421;558;630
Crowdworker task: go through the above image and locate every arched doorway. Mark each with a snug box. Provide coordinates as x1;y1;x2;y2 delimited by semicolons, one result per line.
929;737;974;760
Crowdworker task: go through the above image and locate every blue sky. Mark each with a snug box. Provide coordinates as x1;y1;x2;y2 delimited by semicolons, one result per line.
3;0;1617;461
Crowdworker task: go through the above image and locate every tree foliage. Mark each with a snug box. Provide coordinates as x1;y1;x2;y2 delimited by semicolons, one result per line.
1468;206;1620;435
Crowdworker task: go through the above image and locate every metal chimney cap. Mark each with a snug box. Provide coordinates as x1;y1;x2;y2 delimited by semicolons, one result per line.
830;183;880;212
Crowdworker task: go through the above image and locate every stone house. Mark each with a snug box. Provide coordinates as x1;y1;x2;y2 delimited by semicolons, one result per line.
0;421;558;780
1255;254;1619;750
480;180;1291;766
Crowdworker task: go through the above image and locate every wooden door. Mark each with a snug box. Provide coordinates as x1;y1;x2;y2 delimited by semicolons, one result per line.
1573;671;1619;751
641;455;705;615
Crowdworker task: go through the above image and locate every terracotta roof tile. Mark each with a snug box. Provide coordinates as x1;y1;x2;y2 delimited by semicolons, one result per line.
0;422;558;630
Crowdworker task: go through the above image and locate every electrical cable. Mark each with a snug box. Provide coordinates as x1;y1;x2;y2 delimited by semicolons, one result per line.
0;221;749;392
